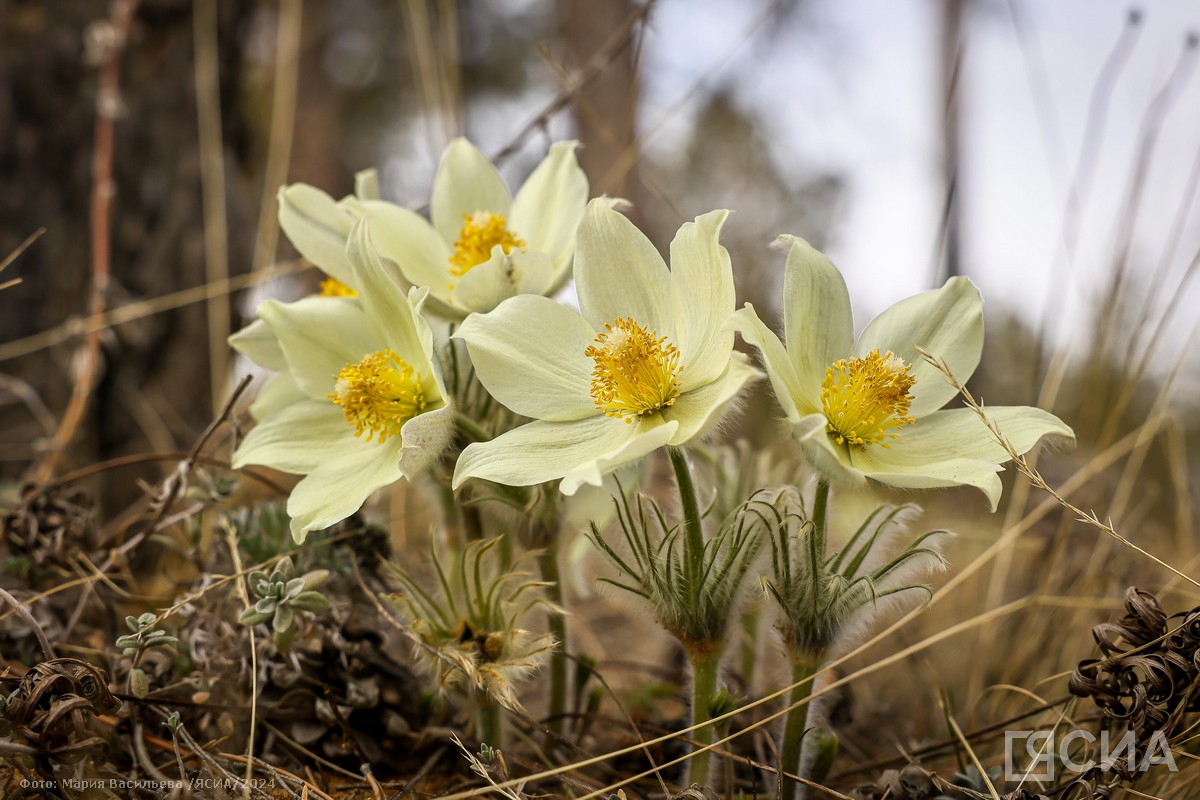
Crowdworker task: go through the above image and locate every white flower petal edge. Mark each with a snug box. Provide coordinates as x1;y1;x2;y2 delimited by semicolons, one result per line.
431;138;511;243
453;295;597;422
453;416;679;495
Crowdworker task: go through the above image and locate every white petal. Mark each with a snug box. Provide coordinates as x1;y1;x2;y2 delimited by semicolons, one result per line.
258;297;379;400
857;276;983;418
287;440;403;542
431;138;511;244
851;448;1005;512
664;354;758;444
452;415;677;494
509;141;588;276
727;304;810;419
229;319;286;371
780;235;854;406
453;295;597;421
233;399;359;474
880;406;1074;466
452;249;555;313
669;210;735;389
277;184;356;284
574;200;672;334
345;218;434;370
250;372;306;421
354;200;453;303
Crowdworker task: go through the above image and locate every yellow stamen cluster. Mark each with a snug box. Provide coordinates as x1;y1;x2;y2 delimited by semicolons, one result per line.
329;350;427;443
821;348;916;448
318;277;358;298
585;317;682;423
449;211;526;279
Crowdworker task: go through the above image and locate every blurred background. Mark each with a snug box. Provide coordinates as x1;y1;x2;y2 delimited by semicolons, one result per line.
2;0;1200;787
3;0;1199;491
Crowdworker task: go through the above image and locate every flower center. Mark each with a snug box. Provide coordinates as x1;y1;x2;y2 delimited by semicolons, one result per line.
329;350;427;443
820;349;916;448
449;211;526;279
318;276;357;298
585;317;682;423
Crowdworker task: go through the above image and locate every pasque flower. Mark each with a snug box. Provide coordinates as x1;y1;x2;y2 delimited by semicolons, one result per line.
276;138;588;317
451;200;758;494
230;219;453;541
729;236;1073;510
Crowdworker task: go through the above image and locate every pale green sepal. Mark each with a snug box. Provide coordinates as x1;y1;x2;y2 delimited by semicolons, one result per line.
574;199;672;334
856;276;983;418
453;415;674;492
257;297;378;401
509;140;587;276
669;209;735;389
250;372;305;421
287;441;403;543
233;399;361;475
229;319;287;372
277;184;356;284
431;138;511;244
664;354;759;444
780;235;854;398
727;304;807;420
453;295;596;422
452;248;555;313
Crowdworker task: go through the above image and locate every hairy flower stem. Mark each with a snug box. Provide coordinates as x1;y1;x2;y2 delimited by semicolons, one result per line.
536;539;568;737
476;696;503;748
779;655;819;800
688;649;721;786
669;447;722;785
669;447;705;597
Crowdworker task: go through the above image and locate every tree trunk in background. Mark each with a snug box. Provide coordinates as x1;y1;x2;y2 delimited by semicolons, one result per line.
559;0;642;212
938;0;964;283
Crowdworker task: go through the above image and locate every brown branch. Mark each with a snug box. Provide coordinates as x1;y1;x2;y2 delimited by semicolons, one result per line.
27;0;140;488
489;1;656;167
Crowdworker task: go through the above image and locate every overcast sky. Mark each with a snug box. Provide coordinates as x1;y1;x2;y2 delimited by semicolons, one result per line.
638;0;1200;365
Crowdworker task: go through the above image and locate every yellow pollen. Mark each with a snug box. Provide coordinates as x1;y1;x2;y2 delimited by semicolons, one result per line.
585;317;682;423
318;276;358;298
329;350;427;443
449;211;526;279
820;348;917;448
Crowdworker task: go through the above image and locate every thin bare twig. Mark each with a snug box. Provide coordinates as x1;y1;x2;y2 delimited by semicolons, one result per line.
29;0;140;488
0;587;55;660
489;1;655;167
